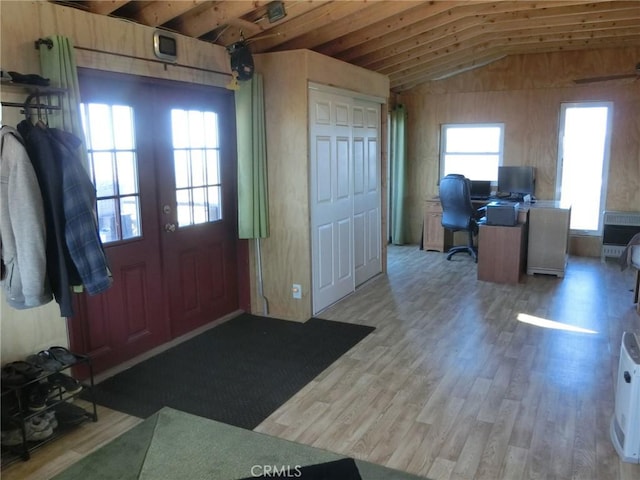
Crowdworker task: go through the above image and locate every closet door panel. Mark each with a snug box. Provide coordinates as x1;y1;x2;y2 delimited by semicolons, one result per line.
354;102;381;286
310;90;354;314
310;88;382;314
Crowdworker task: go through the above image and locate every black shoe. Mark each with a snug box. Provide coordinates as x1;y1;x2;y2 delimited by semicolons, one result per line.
48;373;82;395
1;361;43;386
26;350;64;373
53;402;88;426
26;382;52;411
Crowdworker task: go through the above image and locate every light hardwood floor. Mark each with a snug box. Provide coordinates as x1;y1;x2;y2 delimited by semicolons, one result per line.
3;245;640;480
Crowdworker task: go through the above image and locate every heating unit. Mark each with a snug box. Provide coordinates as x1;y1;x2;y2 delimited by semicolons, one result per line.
611;331;640;463
601;211;640;262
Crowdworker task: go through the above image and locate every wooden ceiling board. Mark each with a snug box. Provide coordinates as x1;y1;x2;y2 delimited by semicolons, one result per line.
264;1;420;52
83;0;129;15
369;5;640;75
49;0;640;92
342;1;639;69
132;1;210;27
212;1;333;48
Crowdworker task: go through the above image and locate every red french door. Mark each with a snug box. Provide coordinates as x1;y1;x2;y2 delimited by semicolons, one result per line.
153;84;239;338
70;71;241;374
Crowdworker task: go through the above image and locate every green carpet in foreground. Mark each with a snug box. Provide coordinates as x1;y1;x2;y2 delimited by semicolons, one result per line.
54;407;428;480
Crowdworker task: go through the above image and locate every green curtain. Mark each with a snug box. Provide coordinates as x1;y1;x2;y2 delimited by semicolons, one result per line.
390;104;408;245
38;35;89;168
235;73;270;239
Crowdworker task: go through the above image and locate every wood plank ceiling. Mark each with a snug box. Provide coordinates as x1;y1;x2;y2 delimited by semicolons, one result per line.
51;1;640;92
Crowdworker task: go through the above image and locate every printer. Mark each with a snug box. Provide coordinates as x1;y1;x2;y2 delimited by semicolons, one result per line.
485;201;519;226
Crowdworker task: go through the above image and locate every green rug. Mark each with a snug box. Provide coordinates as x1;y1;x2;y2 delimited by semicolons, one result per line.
53;407;427;480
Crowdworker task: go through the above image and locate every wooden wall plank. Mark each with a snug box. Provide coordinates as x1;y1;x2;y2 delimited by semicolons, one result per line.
399;47;640;256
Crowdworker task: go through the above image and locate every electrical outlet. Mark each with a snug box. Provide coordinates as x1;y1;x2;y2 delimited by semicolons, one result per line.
292;284;302;299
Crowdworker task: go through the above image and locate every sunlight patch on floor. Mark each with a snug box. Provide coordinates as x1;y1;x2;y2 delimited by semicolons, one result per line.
517;313;598;334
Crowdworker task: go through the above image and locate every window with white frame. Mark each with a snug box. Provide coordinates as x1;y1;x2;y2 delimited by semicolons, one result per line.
440;123;504;182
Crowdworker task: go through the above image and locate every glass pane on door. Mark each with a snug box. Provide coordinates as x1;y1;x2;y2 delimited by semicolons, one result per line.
171;109;222;227
80;103;142;243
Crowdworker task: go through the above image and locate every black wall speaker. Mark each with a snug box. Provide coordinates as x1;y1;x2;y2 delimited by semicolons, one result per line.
227;41;254;81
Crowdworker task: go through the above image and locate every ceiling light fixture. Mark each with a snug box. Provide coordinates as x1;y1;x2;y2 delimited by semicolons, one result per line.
266;1;286;23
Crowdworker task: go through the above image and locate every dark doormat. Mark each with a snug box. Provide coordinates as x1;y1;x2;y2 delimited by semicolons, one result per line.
83;314;374;430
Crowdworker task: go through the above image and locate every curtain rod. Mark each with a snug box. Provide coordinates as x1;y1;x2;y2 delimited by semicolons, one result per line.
34;38;231;78
1;90;63;112
0;101;60;110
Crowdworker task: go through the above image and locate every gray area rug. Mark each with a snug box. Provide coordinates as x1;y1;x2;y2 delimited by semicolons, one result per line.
53;407;428;480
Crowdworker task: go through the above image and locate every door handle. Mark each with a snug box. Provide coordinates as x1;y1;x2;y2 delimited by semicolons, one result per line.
164;223;176;232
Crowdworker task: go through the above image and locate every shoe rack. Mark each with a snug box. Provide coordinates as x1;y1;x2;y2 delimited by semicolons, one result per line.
0;352;97;467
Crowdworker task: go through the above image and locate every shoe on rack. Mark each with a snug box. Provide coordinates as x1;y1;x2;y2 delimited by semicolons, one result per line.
26;415;51;433
53;401;88;426
0;416;53;446
26;382;53;411
48;372;82;395
26;350;63;373
35;410;58;430
46;347;78;367
1;361;43;386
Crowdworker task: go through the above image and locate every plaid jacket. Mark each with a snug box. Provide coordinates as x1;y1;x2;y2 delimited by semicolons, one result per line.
18;120;112;317
49;128;113;296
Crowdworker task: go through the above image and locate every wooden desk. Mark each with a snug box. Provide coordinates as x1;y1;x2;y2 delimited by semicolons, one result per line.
425;196;568;283
423;198;486;252
478;222;527;284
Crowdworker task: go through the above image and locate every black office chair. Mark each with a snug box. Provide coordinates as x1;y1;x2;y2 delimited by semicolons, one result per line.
439;174;479;262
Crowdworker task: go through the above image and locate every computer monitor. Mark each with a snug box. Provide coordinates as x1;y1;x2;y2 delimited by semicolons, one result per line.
470;180;492;199
497;166;535;198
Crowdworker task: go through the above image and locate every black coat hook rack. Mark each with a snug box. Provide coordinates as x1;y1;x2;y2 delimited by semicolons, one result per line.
1;79;66;122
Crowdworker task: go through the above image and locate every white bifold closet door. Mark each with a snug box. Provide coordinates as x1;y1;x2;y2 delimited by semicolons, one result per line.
309;86;382;315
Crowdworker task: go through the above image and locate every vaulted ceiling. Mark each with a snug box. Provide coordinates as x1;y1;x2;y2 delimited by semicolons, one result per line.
51;1;640;92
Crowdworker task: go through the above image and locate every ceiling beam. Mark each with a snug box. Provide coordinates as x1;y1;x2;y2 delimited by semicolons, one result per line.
391;27;640;84
248;1;376;53
82;0;128;15
130;1;209;28
213;1;331;48
334;0;625;64
269;1;420;52
47;0;640;91
391;34;640;91
365;4;640;73
390;31;640;90
168;1;272;39
314;0;472;58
